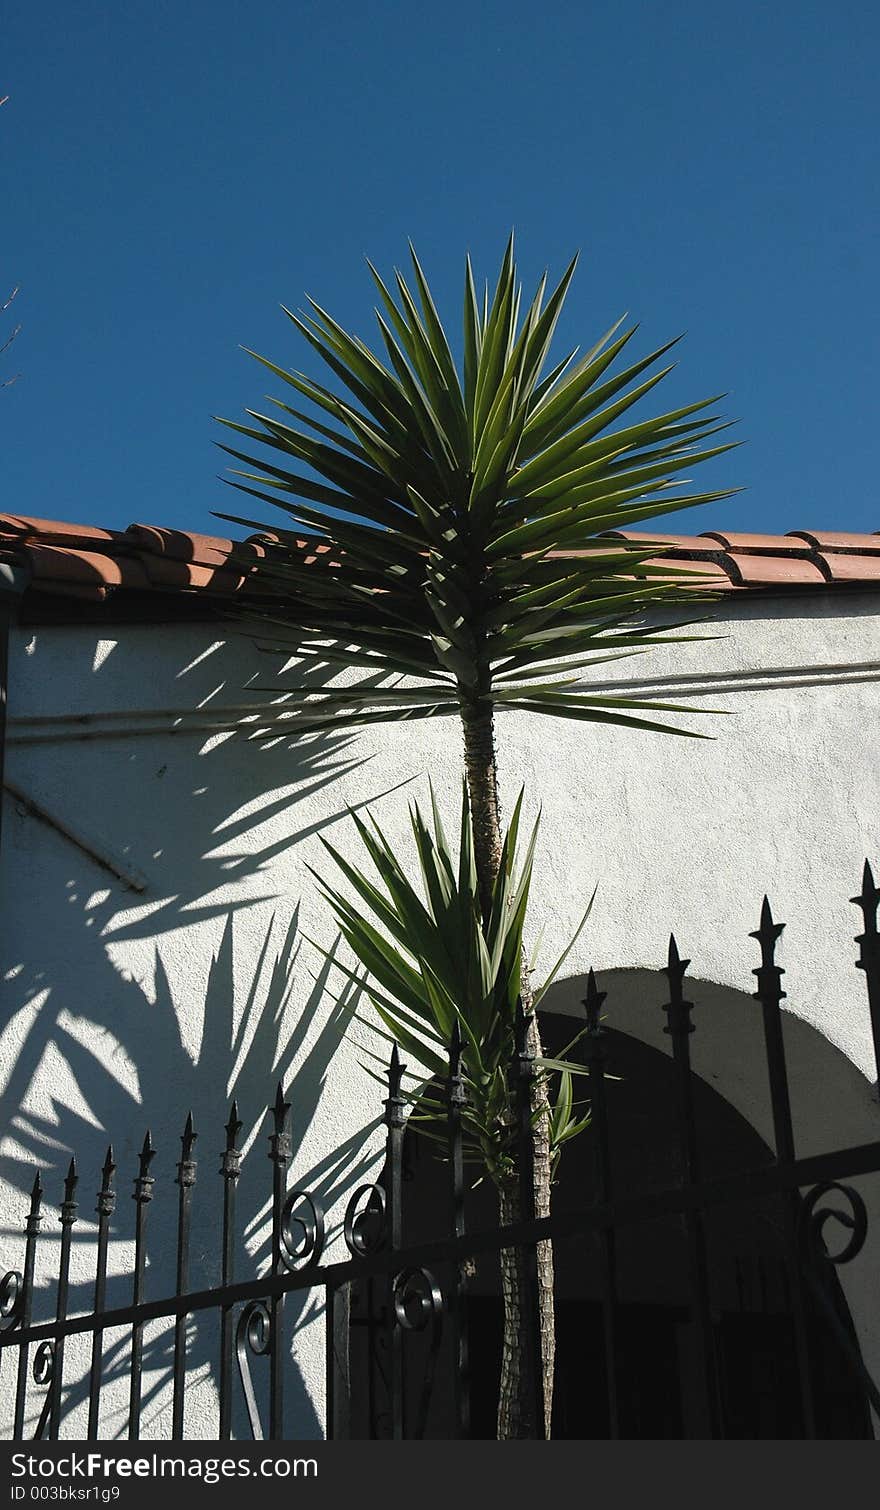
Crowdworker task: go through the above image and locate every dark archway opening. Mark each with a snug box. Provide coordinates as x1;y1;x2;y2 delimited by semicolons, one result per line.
348;1013;872;1438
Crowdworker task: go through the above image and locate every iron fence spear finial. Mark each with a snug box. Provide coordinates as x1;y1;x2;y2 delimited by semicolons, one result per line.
269;1084;291;1165
98;1144;115;1202
133;1133;156;1205
389;1039;402;1084
176;1115;197;1187
272;1082;290;1131
851;859;880;932
225;1098;243;1149
61;1159;78;1232
386;1043;407;1120
582;967;607;1034
666;932;690;987
663;935;694;1036
222;1099;243;1181
28;1170;43;1220
851;859;880;1092
750;896;787;1006
97;1146;116;1214
752;894;786;959
449;1016;463;1078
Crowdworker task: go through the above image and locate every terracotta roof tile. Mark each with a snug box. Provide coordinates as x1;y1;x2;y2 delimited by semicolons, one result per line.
603;531;722;553
700;531;810;553
640;556;734;583
136;555;246;593
550;547;734;589
2;512;880;617
723;553;828;587
13;544;146;590
0;515;119;546
548;544;679;561
787;530;880;553
813;552;880;583
124;524;238;566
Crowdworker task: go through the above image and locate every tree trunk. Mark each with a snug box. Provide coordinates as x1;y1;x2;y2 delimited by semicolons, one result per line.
496;1166;554;1438
460;694;503;922
460;696;554;1438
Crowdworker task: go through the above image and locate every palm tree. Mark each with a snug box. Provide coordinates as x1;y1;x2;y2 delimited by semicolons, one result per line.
216;237;737;1436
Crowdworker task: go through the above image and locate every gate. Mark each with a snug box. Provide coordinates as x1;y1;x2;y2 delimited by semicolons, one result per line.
2;866;880;1439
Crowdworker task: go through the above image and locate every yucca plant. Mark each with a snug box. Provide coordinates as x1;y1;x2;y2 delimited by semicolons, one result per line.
216;237;738;1435
311;786;593;1440
311;787;593;1187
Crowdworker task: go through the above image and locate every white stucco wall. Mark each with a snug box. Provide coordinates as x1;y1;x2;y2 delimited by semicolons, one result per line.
1;590;879;1438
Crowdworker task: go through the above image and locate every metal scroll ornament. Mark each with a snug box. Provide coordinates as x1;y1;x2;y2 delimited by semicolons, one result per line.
797;1180;880;1418
0;1271;22;1332
280;1190;325;1273
32;1343;55;1440
235;1301;272;1441
234;1189;325;1438
392;1268;445;1440
343;1183;387;1256
799;1181;868;1267
32;1340;54;1386
392;1267;444;1333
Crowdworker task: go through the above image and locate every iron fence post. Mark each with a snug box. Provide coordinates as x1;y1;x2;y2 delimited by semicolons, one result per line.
219;1099;242;1440
582;969;619;1438
128;1134;155;1440
662;937;722;1438
87;1148;116;1440
171;1115;197;1439
47;1159;77;1440
384;1044;407;1439
751;896;817;1437
447;1019;471;1438
13;1173;42;1440
268;1084;291;1441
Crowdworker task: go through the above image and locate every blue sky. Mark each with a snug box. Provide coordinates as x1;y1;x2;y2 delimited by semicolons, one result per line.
3;1;878;542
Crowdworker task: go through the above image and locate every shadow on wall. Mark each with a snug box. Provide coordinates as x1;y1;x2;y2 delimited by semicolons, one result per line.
0;626;411;1438
540;966;880;1410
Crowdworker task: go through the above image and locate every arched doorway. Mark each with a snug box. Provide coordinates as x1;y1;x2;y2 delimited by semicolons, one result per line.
349;992;875;1438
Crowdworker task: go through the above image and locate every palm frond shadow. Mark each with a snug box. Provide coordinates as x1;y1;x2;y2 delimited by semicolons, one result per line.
2;912;380;1440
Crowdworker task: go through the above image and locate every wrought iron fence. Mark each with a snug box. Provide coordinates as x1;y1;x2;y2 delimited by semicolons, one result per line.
2;865;880;1440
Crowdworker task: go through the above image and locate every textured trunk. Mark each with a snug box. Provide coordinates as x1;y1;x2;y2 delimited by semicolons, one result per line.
460;696;554;1439
460;695;504;921
496;1170;554;1438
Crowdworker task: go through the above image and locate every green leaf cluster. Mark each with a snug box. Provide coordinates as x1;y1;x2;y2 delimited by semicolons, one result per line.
218;237;739;737
312;786;594;1186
